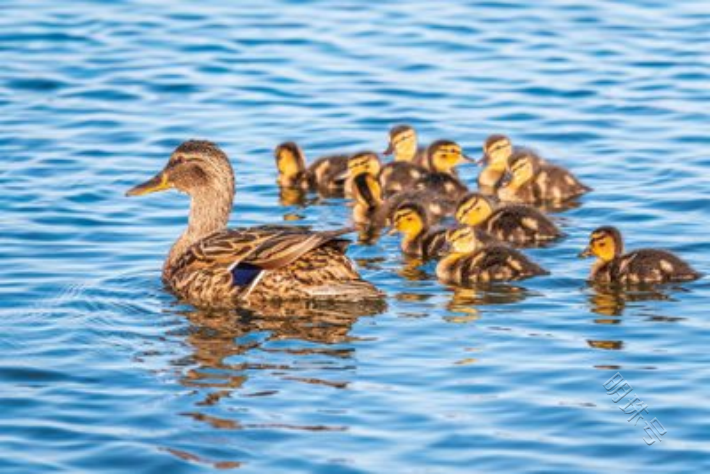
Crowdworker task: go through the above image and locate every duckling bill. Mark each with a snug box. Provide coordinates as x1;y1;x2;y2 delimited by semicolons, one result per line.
580;226;700;284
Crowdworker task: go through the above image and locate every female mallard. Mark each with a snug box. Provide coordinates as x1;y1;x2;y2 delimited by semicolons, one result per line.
274;141;349;198
579;226;700;284
436;226;549;286
128;140;382;307
456;192;562;245
497;150;590;205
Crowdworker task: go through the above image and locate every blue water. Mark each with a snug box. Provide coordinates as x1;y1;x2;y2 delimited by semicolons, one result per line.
2;1;710;472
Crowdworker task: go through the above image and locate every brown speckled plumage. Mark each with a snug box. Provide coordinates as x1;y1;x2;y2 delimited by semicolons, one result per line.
457;193;562;246
129;140;382;308
437;245;548;286
583;226;700;284
498;151;590;204
274;141;349;198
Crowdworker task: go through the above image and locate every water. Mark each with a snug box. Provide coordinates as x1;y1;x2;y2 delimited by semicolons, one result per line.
2;0;710;472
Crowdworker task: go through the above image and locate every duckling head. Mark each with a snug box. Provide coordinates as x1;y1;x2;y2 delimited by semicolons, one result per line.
384;125;418;162
390;203;427;239
347;151;382;178
480;134;512;170
580;226;624;262
503;151;539;189
446;226;482;255
456;192;495;226
352;172;383;209
427;139;475;174
274;141;306;187
126;140;235;199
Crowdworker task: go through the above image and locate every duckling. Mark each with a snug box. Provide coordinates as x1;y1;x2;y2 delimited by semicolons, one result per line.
436;226;549;286
383;124;428;165
477;135;547;194
380;125;430;196
274;141;350;198
342;151;382;197
389;203;449;260
456;192;562;245
352;171;454;231
579;226;700;284
497;150;591;205
351;172;389;229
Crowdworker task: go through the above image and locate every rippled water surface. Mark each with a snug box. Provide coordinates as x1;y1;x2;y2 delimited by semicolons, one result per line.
2;1;710;472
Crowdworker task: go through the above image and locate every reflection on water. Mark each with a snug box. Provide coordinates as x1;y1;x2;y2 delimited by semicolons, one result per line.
177;299;385;387
447;284;533;307
586;282;676;317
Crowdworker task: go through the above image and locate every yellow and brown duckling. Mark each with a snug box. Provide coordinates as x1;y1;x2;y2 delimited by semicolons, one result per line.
497;150;591;205
274;141;350;198
351;172;390;230
351;170;458;231
342;151;382;197
407;139;473;202
380;125;435;196
580;226;700;284
128;140;382;308
383;124;428;166
456;192;563;245
436;226;549;286
389;203;449;260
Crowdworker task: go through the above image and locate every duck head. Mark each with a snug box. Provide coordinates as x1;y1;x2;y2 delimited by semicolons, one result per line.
455;192;495;227
126;140;235;199
427;139;475;174
580;226;623;262
384;124;418;162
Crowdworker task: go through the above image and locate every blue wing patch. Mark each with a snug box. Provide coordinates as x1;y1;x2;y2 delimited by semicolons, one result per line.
231;262;263;287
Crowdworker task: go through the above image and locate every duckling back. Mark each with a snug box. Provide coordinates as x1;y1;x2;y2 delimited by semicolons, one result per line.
484;205;562;245
306;154;350;197
379;161;428;196
595;249;700;284
438;245;548;286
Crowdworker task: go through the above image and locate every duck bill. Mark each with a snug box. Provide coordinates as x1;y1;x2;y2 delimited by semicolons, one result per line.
578;246;593;258
126;172;171;197
460;154;477;164
383;143;394;155
386;227;399;236
477;154;489;166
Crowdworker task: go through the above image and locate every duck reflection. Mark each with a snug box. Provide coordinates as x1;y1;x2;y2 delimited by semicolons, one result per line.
586;282;675;317
447;283;533;307
173;298;386;395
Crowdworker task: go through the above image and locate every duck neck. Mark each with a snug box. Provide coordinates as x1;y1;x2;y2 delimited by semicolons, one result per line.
164;185;234;278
